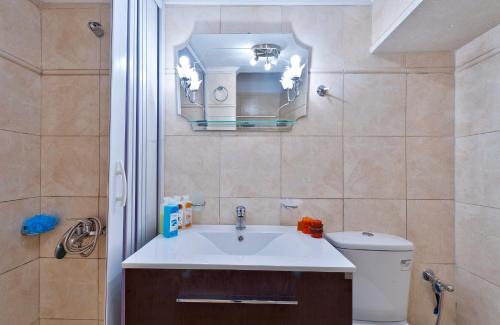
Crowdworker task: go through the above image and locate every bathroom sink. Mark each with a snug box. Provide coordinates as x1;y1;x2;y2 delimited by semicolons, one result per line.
199;231;283;255
122;225;356;272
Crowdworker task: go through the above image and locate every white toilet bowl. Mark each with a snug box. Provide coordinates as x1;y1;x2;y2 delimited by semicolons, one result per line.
325;232;414;325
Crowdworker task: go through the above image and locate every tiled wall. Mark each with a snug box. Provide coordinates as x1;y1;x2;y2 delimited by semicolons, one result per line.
454;24;500;325
163;5;456;324
38;2;110;325
0;0;41;324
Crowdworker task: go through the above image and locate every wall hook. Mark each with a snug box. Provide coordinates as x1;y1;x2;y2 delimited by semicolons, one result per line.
316;85;329;97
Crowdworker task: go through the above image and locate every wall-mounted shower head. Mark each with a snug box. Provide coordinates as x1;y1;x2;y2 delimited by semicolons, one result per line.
88;21;104;38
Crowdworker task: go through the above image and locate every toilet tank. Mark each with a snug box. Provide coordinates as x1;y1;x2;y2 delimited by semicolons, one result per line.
326;232;414;323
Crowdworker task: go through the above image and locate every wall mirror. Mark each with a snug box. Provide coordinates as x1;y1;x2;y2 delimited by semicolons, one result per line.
175;33;310;131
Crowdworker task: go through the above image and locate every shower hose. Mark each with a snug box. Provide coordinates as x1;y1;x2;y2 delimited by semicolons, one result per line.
55;217;102;258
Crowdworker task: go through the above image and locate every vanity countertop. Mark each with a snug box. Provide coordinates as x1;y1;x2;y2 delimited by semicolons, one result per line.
122;225;356;272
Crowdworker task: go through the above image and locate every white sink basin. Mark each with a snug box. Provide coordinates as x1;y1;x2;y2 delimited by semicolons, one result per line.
199;231;283;255
122;225;356;272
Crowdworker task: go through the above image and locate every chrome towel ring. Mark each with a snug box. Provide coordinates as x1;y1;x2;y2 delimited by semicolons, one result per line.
213;85;229;102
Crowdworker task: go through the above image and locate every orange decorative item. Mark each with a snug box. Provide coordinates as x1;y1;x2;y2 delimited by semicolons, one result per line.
297;220;303;231
309;219;324;239
301;217;313;234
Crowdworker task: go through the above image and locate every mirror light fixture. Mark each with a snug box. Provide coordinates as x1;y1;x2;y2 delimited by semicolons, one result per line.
280;54;305;103
176;55;203;103
249;44;281;71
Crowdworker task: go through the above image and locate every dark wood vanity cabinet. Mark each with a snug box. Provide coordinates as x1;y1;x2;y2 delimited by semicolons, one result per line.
125;269;352;325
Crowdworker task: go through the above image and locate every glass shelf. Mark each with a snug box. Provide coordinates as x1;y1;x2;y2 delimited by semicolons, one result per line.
189;119;296;131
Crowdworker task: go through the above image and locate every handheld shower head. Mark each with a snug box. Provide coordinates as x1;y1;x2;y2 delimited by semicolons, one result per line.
88;21;104;38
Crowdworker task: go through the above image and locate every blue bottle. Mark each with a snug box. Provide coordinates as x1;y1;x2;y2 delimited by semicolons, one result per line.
164;200;179;238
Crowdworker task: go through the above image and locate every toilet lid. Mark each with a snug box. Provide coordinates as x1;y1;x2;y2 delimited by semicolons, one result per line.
325;232;414;251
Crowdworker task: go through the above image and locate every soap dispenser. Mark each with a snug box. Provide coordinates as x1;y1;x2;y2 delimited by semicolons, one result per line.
164;198;179;238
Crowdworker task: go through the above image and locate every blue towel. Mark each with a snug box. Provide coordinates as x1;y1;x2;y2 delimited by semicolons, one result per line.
21;214;59;236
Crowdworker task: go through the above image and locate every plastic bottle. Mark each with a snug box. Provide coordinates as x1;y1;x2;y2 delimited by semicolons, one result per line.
159;197;168;235
184;195;192;228
164;198;179;238
175;195;184;230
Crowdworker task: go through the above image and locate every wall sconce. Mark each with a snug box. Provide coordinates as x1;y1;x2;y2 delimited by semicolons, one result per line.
176;56;203;103
280;55;305;103
249;44;281;71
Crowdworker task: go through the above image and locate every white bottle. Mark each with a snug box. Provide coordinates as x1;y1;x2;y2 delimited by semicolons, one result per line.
175;195;184;230
183;195;192;228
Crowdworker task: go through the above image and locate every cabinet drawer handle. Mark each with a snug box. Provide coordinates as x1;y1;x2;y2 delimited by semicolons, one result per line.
176;298;298;305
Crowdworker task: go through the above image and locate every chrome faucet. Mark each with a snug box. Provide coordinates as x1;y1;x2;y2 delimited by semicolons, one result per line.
236;206;246;230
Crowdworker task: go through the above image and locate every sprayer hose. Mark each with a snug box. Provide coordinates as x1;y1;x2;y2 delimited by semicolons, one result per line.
59;218;102;257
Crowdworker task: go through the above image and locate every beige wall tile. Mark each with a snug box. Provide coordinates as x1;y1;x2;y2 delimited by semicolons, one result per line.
0;57;41;134
98;259;106;320
455;24;500;67
0;131;40;201
344;199;406;237
42;8;100;70
406;52;455;69
41;320;98;325
455;203;500;286
220;198;280;225
343;6;405;72
407;200;454;263
455;132;500;208
407;73;454;136
99;75;110;136
290;73;343;136
98;197;108;258
99;136;109;197
40;197;99;258
344;74;406;136
165;136;220;198
0;198;39;274
0;259;39;325
456;268;500;325
282;6;343;71
455;54;500;137
42;75;99;136
99;5;111;70
220;136;280;197
0;0;41;68
282;136;342;198
407;137;454;199
409;263;456;325
192;197;220;225
40;258;98;319
344;137;406;199
164;6;220;69
221;6;282;33
41;136;99;196
280;199;343;232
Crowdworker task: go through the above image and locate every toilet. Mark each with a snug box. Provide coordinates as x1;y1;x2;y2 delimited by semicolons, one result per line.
325;232;415;325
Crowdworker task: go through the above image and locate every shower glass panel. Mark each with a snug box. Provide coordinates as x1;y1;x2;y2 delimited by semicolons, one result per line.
106;1;161;324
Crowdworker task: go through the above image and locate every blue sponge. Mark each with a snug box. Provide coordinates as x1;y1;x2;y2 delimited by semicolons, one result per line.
21;214;59;236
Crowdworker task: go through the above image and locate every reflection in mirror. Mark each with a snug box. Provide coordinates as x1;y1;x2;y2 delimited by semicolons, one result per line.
175;33;310;131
